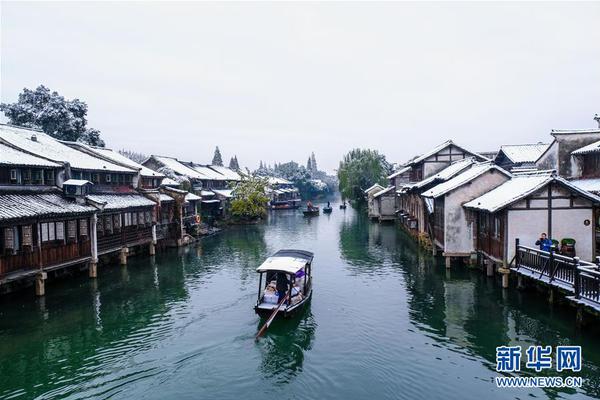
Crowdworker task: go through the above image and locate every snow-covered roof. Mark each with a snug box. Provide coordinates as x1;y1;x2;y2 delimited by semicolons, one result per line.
213;189;234;198
406;140;488;166
0;124;135;173
496;143;550;164
411;158;476;190
0;191;96;222
373;186;395;198
364;183;385;194
200;190;215;197
264;176;292;185
159;193;174;202
572;139;600;156
185;192;202;201
68;143;164;178
0;142;62;168
387;166;411;179
161;177;179;186
188;164;227;180
63;179;92;186
207;165;242;181
570;178;600;194
86;193;156;210
464;174;600;212
150;156;207;180
423;163;511;198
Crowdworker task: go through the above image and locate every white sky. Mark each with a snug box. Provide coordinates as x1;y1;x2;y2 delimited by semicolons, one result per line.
1;2;600;173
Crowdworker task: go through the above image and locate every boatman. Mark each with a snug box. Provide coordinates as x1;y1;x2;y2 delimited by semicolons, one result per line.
307;200;314;211
276;273;290;304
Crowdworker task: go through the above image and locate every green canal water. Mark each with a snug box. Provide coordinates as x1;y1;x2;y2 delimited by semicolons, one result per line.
1;201;600;400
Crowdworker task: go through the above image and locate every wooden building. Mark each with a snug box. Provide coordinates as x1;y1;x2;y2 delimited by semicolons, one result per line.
422;163;511;262
389;141;488;236
464;172;600;267
372;186;396;222
266;177;302;210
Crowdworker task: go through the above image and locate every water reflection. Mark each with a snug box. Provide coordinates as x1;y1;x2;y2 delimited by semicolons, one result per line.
257;307;317;384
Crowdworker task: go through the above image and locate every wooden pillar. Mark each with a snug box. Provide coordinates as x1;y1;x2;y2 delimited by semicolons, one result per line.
120;247;129;265
35;272;47;296
548;287;556;305
89;262;97;278
487;261;494;277
445;256;452;269
149;242;156;256
498;266;510;288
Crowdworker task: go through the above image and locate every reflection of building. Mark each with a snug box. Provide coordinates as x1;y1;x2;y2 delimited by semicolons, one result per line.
443;280;475;346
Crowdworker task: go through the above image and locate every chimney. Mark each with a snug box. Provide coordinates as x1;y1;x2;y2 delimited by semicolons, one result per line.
31;133;37;142
594;114;600;128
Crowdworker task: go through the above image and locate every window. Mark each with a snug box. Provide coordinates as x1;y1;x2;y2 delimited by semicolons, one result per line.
105;215;113;233
105;174;112;183
138;212;145;226
132;212;138;226
493;216;501;238
48;222;56;241
56;222;64;240
22;225;32;246
9;169;18;183
92;173;99;184
145;211;152;225
79;219;88;236
44;170;55;185
41;223;49;242
97;216;104;234
68;220;77;239
113;214;121;230
3;228;14;249
32;169;43;184
23;169;31;184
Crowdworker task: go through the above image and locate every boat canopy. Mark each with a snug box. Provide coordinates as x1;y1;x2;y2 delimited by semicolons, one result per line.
256;249;314;274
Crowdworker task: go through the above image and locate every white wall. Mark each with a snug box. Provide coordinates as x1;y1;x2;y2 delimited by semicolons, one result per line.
443;170;510;255
507;208;594;262
379;195;396;217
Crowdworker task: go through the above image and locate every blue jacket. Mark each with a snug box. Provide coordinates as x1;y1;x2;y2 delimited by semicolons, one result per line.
536;238;553;252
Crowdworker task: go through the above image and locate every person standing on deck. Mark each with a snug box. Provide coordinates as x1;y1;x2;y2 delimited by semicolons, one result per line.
535;233;553;252
307;200;314;211
276;273;290;303
327;201;331;208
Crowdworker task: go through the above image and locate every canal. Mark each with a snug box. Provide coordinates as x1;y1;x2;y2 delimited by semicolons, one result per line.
1;202;599;400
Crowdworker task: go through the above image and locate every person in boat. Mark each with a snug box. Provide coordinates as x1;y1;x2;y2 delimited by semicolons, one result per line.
535;232;553;252
307;200;314;211
276;273;290;303
327;201;331;208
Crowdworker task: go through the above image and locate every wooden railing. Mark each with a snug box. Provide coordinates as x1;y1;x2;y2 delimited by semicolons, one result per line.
515;238;600;308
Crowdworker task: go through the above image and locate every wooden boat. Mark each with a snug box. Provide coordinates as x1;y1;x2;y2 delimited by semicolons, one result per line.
339;203;347;209
323;207;333;214
254;249;314;318
303;207;319;216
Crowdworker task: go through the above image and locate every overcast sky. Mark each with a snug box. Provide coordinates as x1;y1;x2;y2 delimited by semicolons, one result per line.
2;2;600;173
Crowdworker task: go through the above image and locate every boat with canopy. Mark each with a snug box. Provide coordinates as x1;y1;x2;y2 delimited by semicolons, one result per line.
254;249;314;318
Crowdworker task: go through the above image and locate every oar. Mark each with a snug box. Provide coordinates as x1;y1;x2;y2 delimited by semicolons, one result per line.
255;293;289;340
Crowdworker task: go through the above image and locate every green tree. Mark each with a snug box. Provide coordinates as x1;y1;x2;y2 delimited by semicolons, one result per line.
0;85;105;146
212;146;223;166
337;149;391;202
229;155;240;171
231;175;270;221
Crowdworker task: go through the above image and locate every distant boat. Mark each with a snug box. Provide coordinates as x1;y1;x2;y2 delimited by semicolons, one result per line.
303;207;319;217
339;204;347;209
323;207;333;214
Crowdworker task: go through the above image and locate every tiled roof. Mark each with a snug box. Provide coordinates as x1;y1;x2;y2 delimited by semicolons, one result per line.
86;193;156;210
0;142;61;168
0;191;95;222
0;124;134;173
66;143;164;178
150;156;207;180
496;143;550;163
410;158;476;190
423;163;511;198
207;165;241;181
464;174;600;212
